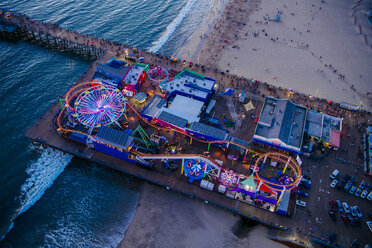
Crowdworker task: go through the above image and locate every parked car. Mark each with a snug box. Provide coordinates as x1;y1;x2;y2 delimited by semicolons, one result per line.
328;210;337;221
297;190;309;197
336;200;344;213
351;239;360;248
337;174;350;189
341;174;351;183
351;207;358;218
367;191;372;201
367;221;372;232
302;175;311;180
361;190;368;199
330;180;338;188
368;212;372;220
336;181;345;190
355;188;362;197
344;182;353;192
342;202;351;214
349;186;357;195
299;181;311;189
301;178;312;185
329;200;337;211
347;214;354;223
359;180;367;190
348;176;356;184
353;206;363;218
365;183;372;192
340;213;348;224
296;200;306;207
330;169;339;180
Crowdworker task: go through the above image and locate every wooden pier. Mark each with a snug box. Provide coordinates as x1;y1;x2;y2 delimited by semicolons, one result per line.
0;14;103;59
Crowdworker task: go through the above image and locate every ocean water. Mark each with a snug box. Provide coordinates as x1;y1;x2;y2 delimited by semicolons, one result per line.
0;0;214;247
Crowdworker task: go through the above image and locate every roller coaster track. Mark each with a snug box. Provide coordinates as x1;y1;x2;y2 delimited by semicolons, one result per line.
56;81;302;190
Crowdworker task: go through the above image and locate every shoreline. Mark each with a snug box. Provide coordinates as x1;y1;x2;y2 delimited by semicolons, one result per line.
118;183;288;248
175;0;228;62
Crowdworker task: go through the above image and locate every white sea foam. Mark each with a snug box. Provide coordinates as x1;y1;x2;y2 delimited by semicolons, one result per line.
1;148;72;241
17;147;73;215
149;0;198;53
0;222;14;241
42;187;138;248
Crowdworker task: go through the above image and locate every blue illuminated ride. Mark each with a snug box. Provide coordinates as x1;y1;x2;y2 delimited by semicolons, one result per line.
74;86;126;128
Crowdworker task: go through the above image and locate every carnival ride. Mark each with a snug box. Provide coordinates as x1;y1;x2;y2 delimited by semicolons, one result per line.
56;81;302;195
184;159;209;181
147;67;169;85
74;86;126;128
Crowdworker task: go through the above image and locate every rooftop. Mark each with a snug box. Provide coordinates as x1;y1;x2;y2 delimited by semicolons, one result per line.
96;57;130;80
95;126;133;150
157;111;188;129
188;122;228;140
305;110;342;143
255;96;307;149
305;111;323;138
141;95;166;118
123;63;148;85
162;94;204;123
160;69;215;100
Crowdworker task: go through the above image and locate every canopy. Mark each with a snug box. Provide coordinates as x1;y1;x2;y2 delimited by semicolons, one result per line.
241;175;256;188
330;129;341;148
244;100;255;111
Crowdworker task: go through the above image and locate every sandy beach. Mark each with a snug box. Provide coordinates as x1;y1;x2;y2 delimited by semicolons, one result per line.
182;0;372;110
118;183;286;248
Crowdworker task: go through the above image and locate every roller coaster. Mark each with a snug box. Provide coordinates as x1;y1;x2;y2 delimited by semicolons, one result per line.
56;81;302;192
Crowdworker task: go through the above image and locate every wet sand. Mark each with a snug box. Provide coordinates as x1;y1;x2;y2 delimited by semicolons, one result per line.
118;183;286;248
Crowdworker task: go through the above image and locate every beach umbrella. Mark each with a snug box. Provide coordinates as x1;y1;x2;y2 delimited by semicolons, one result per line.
289;88;293;92
128;53;134;58
189;61;193;64
139;57;145;62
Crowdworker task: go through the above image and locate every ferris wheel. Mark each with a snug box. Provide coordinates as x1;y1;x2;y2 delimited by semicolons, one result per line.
74;86;126;128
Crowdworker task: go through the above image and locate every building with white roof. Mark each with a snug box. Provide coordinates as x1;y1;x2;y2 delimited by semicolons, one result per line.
159;69;216;102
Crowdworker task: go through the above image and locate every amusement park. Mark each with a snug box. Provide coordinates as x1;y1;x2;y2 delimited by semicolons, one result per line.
53;54;305;216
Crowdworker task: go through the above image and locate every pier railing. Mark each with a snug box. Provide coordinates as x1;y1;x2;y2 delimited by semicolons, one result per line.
0;13;104;59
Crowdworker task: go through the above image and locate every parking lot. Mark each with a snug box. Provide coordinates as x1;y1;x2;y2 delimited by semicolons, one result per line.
294;124;372;247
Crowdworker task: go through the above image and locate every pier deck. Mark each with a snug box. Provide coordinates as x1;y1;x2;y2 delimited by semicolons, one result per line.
26;97;299;233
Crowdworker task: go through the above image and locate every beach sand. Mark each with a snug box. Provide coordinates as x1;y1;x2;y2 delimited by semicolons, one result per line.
118;183;286;248
184;0;372;110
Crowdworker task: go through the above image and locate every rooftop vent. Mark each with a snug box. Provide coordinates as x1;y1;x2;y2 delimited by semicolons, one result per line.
269;111;274;115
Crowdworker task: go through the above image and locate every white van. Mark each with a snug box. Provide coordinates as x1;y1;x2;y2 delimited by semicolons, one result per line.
330;169;339;180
